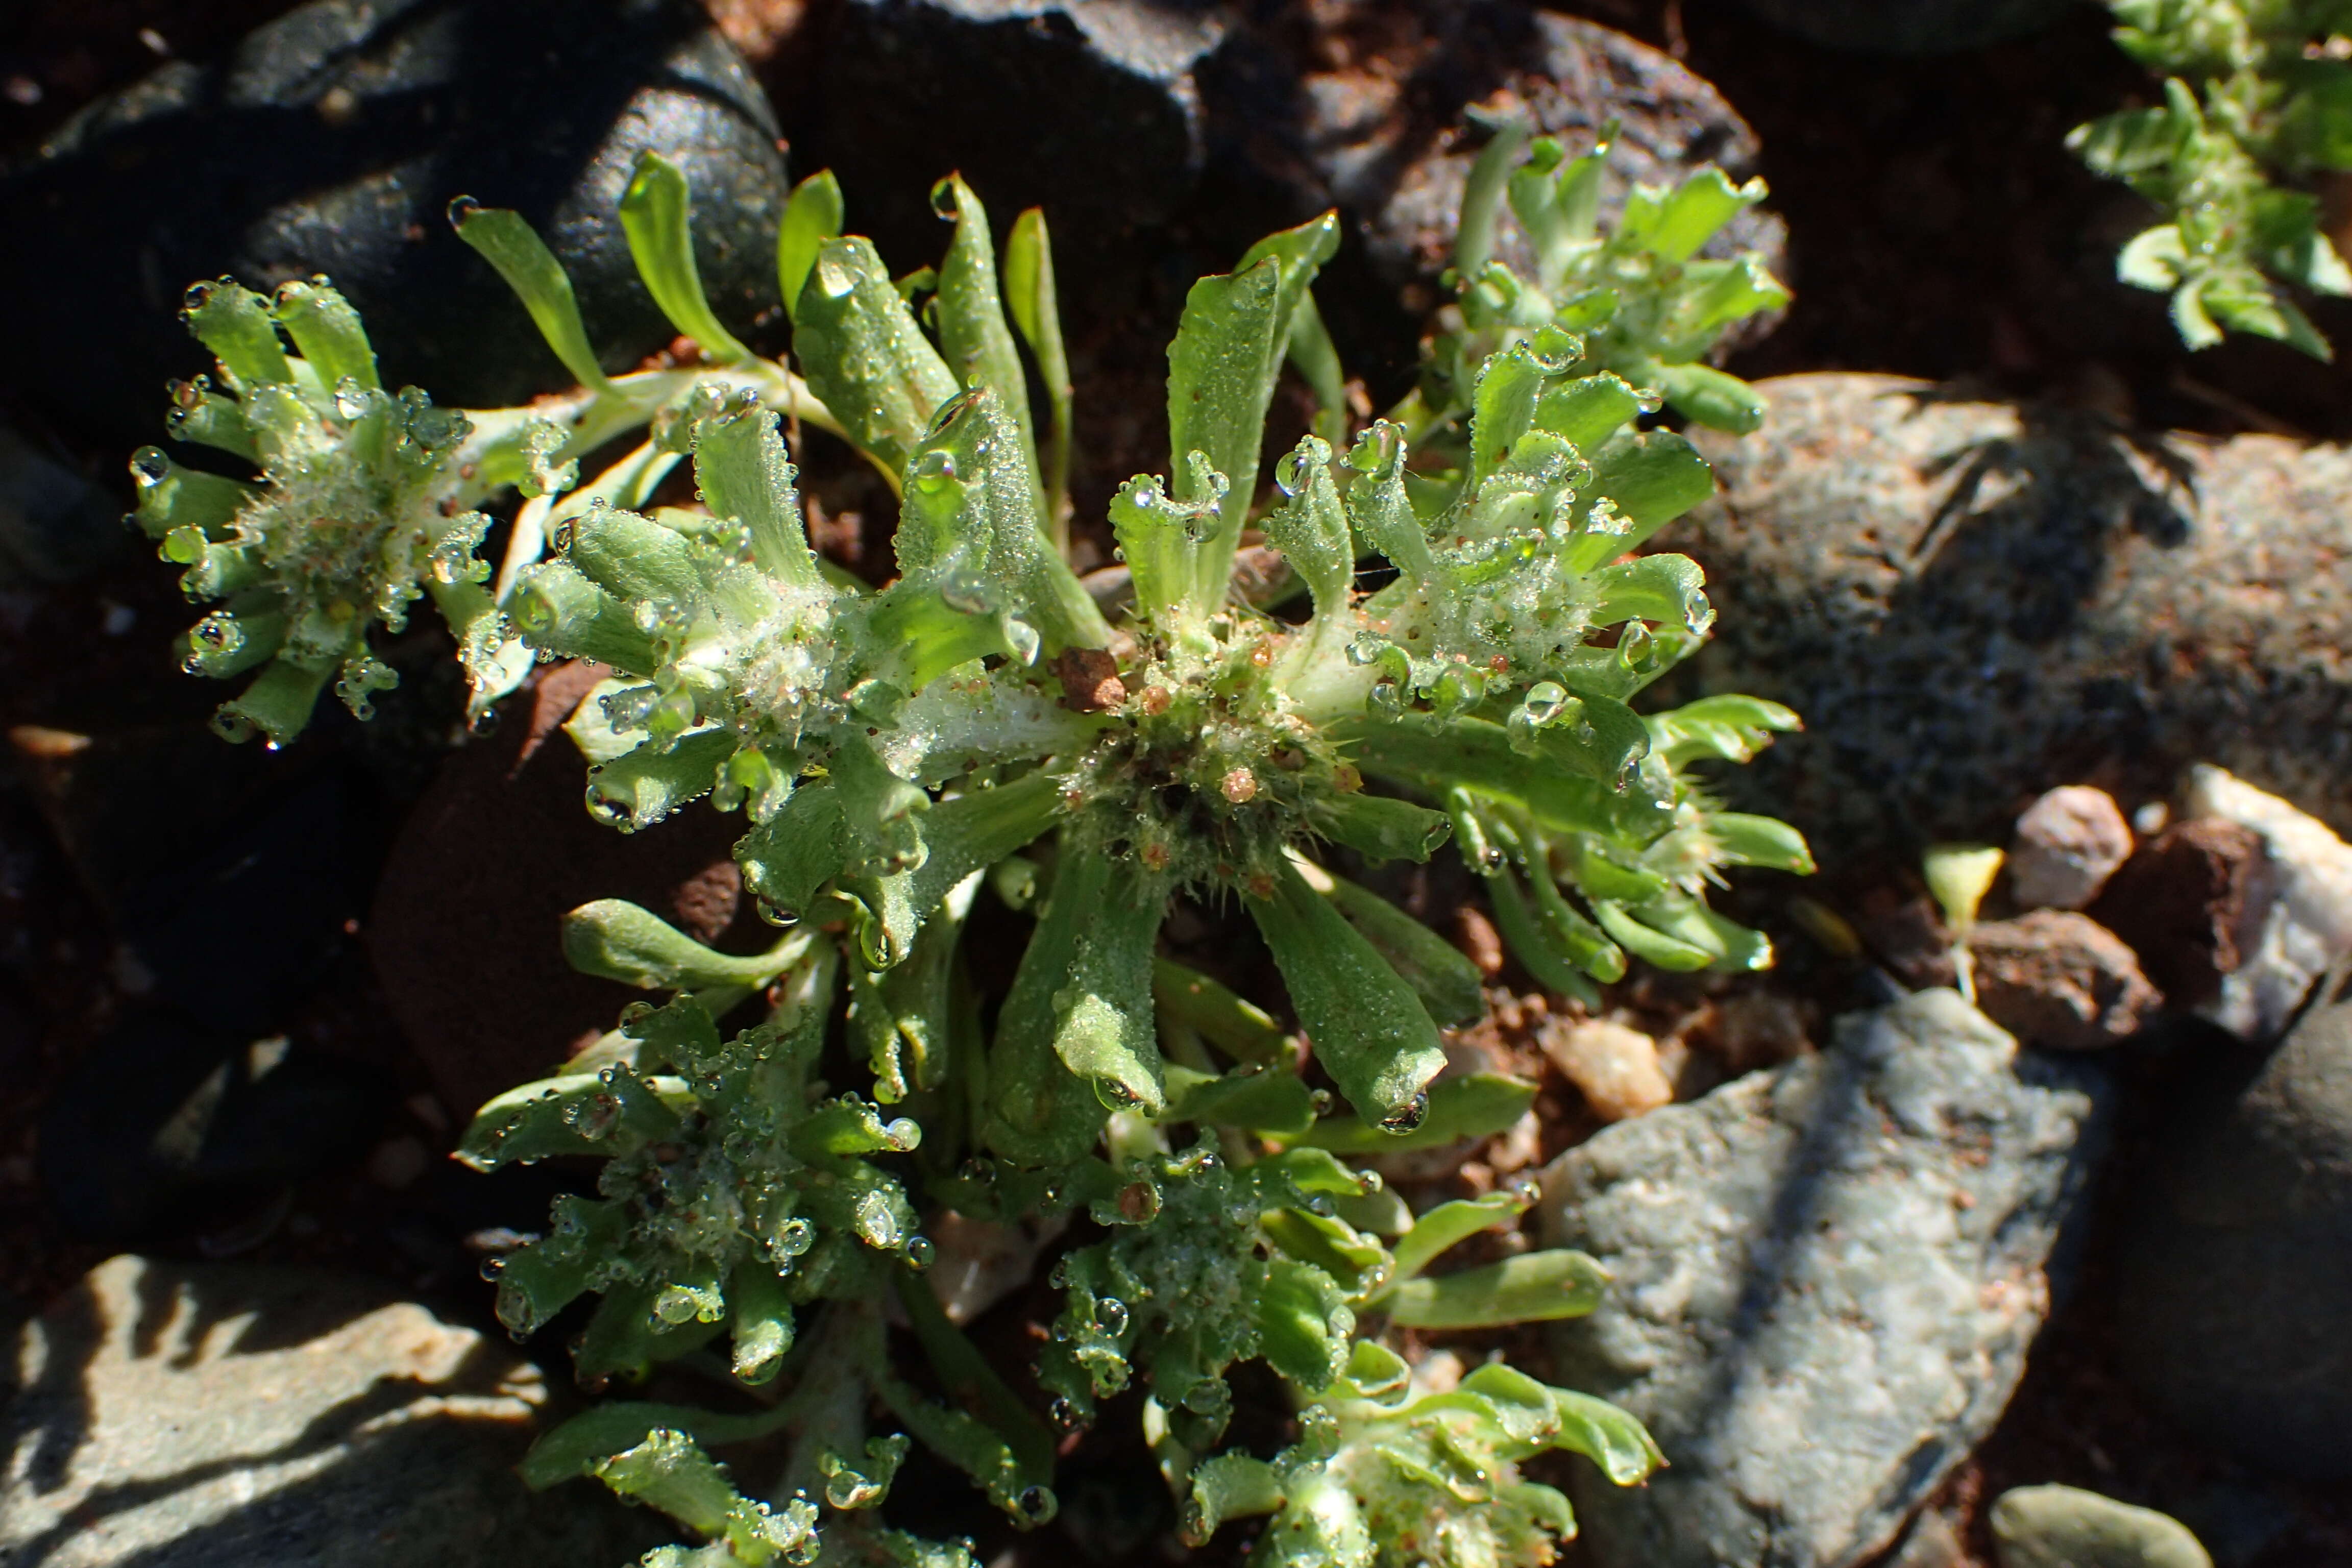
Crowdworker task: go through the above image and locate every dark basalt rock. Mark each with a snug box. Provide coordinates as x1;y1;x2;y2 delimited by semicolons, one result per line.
0;0;787;448
2116;986;2352;1479
808;0;1228;273
37;1010;388;1240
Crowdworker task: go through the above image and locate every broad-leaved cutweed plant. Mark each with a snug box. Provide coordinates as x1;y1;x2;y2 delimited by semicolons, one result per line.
2075;0;2352;356
136;125;1800;1566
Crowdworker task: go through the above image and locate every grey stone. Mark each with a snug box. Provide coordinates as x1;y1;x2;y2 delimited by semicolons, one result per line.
1344;14;1786;305
1990;1485;2211;1568
1538;989;2110;1568
1736;0;2076;54
1673;374;2352;860
2010;786;2135;912
0;1255;662;1566
2116;988;2352;1478
1968;909;2164;1051
0;0;787;447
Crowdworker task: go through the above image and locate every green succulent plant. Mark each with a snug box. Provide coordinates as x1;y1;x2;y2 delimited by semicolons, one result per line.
1398;115;1791;442
2075;0;2352;356
139;127;1799;1566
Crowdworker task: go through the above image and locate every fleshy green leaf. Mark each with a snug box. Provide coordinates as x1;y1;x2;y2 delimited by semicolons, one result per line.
451;199;612;391
619;151;751;363
1294;1071;1536;1155
1245;855;1447;1129
795;235;959;479
1378;1248;1609;1328
562;899;807;990
776;169;844;326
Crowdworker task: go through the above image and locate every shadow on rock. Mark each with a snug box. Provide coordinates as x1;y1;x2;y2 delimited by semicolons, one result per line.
1;1255;659;1567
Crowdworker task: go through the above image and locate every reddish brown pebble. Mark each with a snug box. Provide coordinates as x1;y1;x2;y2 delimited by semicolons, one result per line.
1456;904;1505;977
2090;819;2275;1008
1968;910;2165;1050
1052;647;1127;712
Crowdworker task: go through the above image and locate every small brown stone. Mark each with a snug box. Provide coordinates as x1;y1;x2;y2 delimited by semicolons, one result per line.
1856;886;1958;990
1540;1017;1674;1121
1968;909;2165;1050
1051;646;1126;712
2090;819;2276;1008
1703;990;1814;1071
1455;904;1505;977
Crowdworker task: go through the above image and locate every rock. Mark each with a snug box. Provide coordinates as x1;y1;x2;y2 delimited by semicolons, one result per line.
2178;765;2352;1040
2090;818;2273;1015
810;0;1226;270
2172;1481;2296;1567
0;0;787;448
1697;990;1814;1073
2010;786;2135;911
0;421;124;587
1335;14;1786;301
0;1255;659;1566
369;662;762;1120
1735;0;2076;54
2115;987;2352;1479
1676;375;2352;859
1968;910;2164;1051
1538;989;2110;1568
1539;1016;1674;1121
1990;1485;2212;1568
11;721;362;1036
38;1013;388;1240
1888;1507;1969;1568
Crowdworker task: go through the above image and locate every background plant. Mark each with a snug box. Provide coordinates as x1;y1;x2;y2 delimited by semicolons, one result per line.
2074;0;2352;356
137;126;1799;1567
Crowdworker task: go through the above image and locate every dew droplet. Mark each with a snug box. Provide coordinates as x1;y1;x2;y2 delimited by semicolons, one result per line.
905;1235;936;1269
1181;1379;1228;1417
1522;680;1569;724
910;448;958;494
1377;1092;1430;1134
1092;1296;1129;1336
1016;1486;1057;1525
1002;617;1041;665
939;569;994;615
